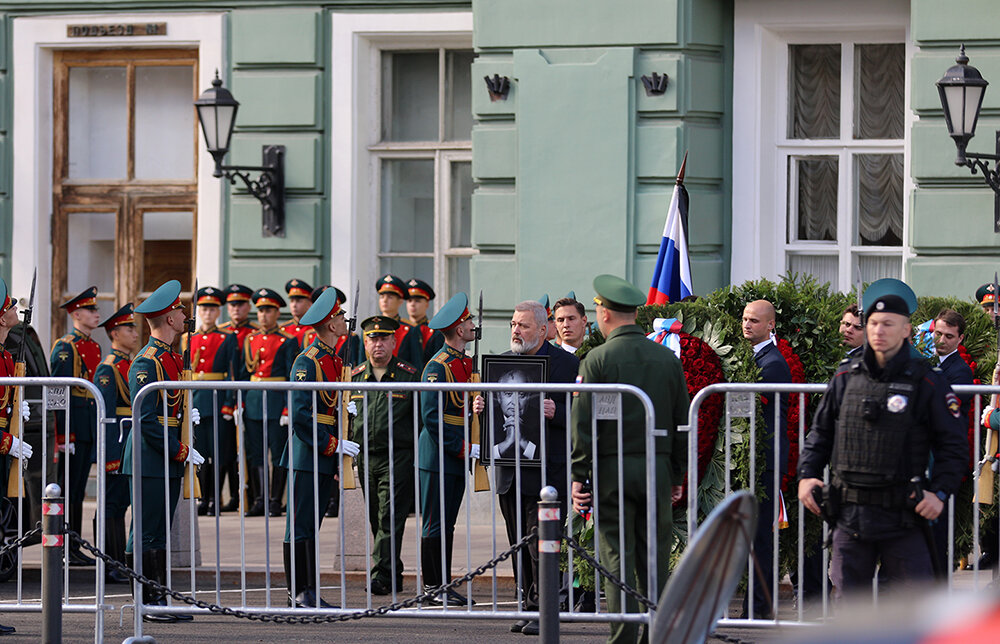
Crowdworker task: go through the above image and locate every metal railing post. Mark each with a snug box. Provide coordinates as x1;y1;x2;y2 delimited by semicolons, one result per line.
538;485;560;644
42;483;64;644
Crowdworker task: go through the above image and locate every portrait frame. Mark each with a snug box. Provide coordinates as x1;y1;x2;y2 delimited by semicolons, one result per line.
480;354;549;467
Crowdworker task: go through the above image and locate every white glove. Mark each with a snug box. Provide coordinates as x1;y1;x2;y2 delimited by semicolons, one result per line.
983;405;996;428
347;401;358;416
20;400;30;422
469;443;481;460
9;437;32;460
222;409;234;421
336;439;360;458
185;446;205;466
279;414;289;427
190;407;201;425
232;407;243;424
58;441;75;455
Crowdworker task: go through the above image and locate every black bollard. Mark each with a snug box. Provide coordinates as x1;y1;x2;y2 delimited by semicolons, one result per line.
42;483;64;644
537;485;560;644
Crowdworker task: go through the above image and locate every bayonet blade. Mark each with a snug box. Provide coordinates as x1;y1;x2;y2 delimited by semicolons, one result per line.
993;272;998;320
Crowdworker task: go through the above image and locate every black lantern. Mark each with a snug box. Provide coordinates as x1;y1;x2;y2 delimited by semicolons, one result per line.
937;46;1000;232
195;71;285;237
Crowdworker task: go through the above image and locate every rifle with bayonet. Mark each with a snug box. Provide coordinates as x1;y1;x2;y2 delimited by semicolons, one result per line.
6;269;35;496
976;272;1000;504
339;282;360;490
469;291;489;491
180;280;202;500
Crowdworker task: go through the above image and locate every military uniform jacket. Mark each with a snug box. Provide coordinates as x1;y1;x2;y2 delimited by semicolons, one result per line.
570;324;689;483
122;338;189;479
280;339;344;475
95;349;132;472
237;326;299;421
182;325;239;415
410;317;445;366
389;316;426;372
419;344;474;475
280;320;312;347
50;328;101;444
0;348;18;456
350;357;418;461
301;328;363;365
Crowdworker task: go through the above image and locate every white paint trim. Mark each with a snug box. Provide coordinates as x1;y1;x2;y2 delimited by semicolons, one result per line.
12;12;225;349
330;11;472;316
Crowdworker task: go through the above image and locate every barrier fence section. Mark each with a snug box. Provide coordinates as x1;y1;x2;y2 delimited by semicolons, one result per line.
0;376;107;644
685;381;1000;628
128;380;663;640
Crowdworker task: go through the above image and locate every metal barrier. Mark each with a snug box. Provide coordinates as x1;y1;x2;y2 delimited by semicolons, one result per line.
685;381;1000;628
126;379;665;640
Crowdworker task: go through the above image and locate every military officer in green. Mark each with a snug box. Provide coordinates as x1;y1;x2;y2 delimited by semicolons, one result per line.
123;280;205;623
350;315;418;596
419;292;480;606
570;275;689;644
93;303;138;584
280;287;360;608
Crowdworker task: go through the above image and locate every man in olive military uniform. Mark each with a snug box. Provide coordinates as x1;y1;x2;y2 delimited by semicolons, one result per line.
280;287;360;608
419;292;481;606
405;278;444;364
799;278;967;600
570;275;689;644
94;303;138;584
350;315;418;596
123;280;205;622
50;285;102;566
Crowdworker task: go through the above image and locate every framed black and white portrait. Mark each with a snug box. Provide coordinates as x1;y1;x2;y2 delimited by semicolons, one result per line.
481;354;548;467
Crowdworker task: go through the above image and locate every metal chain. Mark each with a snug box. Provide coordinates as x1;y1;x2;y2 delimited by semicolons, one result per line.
66;526;537;624
0;525;42;558
561;529;656;610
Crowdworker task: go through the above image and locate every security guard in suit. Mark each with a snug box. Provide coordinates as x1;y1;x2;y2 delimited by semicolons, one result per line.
237;288;300;516
405;278;444;364
350;315;418;596
280;287;360;608
218;283;257;511
94;303;138;584
376;274;426;371
181;286;239;516
419;292;481;606
570;275;689;644
51;285;102;566
123;280;205;623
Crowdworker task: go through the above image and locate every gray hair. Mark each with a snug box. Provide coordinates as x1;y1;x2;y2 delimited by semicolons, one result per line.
514;300;548;328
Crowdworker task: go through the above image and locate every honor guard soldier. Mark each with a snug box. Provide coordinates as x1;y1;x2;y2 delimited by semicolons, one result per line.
977;282;998;320
350;315;418;596
281;279;315;346
237;288;300;517
123;280;205;622
376;274;426;370
799;279;967;601
537;294;559;342
182;286;239;516
51;285;102;566
219;283;257;509
570;275;689;644
419;292;480;606
280;287;360;608
306;286;363;366
406;278;444;364
94;303;138;584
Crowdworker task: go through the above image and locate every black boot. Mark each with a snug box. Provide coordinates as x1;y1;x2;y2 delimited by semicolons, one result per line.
198;466;216;516
325;492;340;518
420;537;446;606
247;467;265;517
154;549;193;621
140;550;177;623
219;462;240;512
286;541;335;608
444;532;473;606
269;467;287;517
97;517;130;584
67;505;95;566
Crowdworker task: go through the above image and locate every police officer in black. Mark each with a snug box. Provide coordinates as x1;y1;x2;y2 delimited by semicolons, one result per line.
798;278;967;598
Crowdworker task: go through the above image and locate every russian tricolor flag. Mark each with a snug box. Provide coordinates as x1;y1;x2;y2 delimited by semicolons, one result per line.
647;153;694;305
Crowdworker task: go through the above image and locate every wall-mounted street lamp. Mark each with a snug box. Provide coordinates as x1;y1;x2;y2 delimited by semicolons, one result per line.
936;46;1000;231
195;72;285;237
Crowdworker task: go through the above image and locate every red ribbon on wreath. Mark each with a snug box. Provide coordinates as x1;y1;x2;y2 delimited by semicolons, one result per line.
775;338;806;491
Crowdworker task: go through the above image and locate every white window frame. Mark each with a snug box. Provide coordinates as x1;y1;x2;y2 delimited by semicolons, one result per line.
731;0;913;289
330;11;473;316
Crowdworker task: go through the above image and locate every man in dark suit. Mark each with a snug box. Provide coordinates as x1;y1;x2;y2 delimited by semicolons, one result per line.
741;299;791;620
475;300;579;635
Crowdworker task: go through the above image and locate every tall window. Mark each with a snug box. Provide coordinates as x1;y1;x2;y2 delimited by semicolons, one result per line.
782;42;904;289
373;49;474;300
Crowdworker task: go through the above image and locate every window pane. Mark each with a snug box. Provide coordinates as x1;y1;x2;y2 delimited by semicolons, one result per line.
143;211;193;292
67;211;116;294
444;50;474;141
855;154;903;246
854;44;904;139
788;44;840;139
68;66;127;179
857;254;902;283
381;51;439;142
381;159;435;253
380;257;434;284
791;156;838;241
788;255;838;288
135;66;195;180
448;256;470;298
450;161;473;247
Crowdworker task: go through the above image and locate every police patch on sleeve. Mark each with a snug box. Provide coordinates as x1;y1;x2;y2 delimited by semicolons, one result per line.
945;392;962;418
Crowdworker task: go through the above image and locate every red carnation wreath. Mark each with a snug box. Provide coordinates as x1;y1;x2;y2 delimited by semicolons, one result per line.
959;344;979;472
776;338;806;491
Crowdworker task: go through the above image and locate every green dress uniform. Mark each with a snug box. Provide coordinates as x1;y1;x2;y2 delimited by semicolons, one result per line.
351;315;418;593
570;275;689;644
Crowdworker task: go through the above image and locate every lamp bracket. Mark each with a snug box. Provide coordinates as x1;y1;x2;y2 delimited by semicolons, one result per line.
960;131;1000;233
219;144;285;237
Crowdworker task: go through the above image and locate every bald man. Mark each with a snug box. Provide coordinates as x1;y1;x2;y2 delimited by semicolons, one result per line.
740;299;791;620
